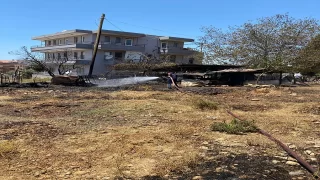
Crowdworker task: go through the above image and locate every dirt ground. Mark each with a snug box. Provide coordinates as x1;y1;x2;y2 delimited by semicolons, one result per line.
0;83;319;180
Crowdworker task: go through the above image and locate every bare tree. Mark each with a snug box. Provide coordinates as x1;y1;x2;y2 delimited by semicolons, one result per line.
113;48;176;75
10;46;55;77
47;49;77;75
10;46;79;77
199;14;320;72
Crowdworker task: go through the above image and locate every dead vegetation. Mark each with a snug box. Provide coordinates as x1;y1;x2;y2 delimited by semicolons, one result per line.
0;85;319;179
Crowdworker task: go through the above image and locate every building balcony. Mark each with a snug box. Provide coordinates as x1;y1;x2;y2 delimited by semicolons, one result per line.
159;47;197;56
31;42;93;52
98;41;145;52
43;58;91;65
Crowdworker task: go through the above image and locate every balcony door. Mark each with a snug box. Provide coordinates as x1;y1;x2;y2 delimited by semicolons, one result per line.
74;37;78;43
161;42;167;49
160;42;168;54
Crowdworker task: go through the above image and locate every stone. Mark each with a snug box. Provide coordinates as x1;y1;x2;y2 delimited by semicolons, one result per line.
310;158;317;161
310;153;315;156
202;141;209;145
74;171;87;176
65;171;72;175
192;176;203;180
207;116;217;120
288;157;297;162
289;144;297;149
34;172;41;177
289;170;304;176
305;150;312;155
272;160;280;164
274;156;287;160
200;146;209;150
291;93;297;96
286;161;299;166
215;167;223;172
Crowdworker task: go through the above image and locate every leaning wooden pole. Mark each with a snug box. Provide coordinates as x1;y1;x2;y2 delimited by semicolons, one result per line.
226;110;319;179
88;13;105;77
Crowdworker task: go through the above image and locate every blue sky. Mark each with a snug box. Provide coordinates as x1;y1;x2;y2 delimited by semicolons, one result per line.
1;0;320;60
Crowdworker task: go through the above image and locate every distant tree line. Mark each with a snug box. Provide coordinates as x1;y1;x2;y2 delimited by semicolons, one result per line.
198;14;320;74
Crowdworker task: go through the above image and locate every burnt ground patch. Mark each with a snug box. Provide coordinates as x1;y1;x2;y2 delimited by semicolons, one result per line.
0;120;62;141
230;104;280;112
161;154;299;180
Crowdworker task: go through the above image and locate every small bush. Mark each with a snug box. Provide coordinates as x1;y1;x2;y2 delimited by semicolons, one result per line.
0;140;17;157
211;119;258;134
194;99;218;110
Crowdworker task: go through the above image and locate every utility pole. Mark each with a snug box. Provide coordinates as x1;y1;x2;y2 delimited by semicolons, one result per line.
88;13;105;77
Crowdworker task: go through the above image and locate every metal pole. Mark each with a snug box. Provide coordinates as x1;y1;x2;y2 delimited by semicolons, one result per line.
88;13;105;77
226;110;319;179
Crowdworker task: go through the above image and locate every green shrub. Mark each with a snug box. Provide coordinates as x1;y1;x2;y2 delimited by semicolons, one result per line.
211;119;258;134
22;69;34;79
194;99;218;110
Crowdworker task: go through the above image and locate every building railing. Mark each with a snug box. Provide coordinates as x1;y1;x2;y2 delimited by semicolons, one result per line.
31;41;93;48
159;46;196;54
99;41;145;47
32;41;146;48
43;57;89;62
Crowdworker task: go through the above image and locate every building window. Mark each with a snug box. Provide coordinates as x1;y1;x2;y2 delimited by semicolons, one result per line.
63;52;67;58
104;52;112;60
65;38;69;45
161;42;167;49
125;39;133;46
81;36;85;42
105;36;110;43
170;55;176;62
80;52;85;59
74;52;78;59
58;53;61;60
173;42;178;47
115;37;121;44
74;37;78;43
53;40;57;46
47;41;51;46
115;52;122;60
59;39;62;45
52;53;55;59
47;53;51;59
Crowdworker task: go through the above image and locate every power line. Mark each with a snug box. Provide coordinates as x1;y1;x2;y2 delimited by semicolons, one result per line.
107;18;195;38
105;18;123;31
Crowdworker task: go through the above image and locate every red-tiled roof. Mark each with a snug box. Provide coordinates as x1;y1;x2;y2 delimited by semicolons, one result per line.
0;60;19;64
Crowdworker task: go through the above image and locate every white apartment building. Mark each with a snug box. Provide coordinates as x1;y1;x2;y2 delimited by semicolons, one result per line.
31;29;197;76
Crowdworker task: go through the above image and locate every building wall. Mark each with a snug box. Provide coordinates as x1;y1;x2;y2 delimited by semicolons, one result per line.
34;31;197;76
93;34;139;46
45;33;93;46
139;35;160;57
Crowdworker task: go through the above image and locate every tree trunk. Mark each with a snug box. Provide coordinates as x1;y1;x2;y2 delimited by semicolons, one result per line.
279;71;283;86
256;72;265;84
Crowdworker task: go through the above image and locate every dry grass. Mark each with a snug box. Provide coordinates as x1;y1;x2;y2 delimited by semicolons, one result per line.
0;140;17;157
0;85;319;179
